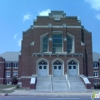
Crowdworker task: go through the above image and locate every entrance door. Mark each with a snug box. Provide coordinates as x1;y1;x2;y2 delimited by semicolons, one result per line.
38;65;47;76
38;60;47;76
53;65;62;76
68;65;77;76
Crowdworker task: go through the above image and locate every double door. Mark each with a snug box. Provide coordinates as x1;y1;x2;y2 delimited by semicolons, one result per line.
68;65;77;76
53;65;62;76
38;65;47;76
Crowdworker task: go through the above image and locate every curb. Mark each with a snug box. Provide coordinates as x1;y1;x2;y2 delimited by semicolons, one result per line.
8;92;92;96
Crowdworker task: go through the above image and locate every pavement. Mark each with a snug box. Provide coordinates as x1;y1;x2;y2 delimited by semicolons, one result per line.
1;88;100;99
6;89;93;96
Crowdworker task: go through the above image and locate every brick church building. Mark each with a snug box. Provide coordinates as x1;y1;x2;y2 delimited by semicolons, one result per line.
0;11;100;90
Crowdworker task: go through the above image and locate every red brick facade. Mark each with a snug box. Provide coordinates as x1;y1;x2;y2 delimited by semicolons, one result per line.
18;11;94;87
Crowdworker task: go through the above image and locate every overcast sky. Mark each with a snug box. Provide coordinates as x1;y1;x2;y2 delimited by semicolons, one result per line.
0;0;100;54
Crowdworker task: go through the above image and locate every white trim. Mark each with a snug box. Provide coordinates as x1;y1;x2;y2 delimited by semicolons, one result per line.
93;71;99;77
52;58;64;76
67;58;79;76
33;25;81;28
65;74;71;90
88;76;94;78
36;58;49;76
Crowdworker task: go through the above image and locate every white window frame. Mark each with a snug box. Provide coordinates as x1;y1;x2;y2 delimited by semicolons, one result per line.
5;71;11;78
6;62;11;68
94;71;99;77
93;62;98;69
13;71;18;77
13;62;18;68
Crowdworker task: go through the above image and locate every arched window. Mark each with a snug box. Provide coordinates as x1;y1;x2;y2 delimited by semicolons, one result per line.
52;33;62;53
38;60;47;65
53;60;62;65
42;36;48;52
68;60;77;65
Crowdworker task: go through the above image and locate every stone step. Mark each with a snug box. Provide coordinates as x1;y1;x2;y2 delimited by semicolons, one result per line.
68;76;86;91
36;76;51;90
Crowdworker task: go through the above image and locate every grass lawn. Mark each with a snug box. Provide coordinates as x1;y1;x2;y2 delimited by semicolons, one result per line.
0;84;25;93
0;84;15;89
0;84;16;93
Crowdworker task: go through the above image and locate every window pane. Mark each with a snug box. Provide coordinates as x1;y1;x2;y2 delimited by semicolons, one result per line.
52;33;62;53
93;63;98;68
69;66;71;69
54;66;57;69
58;66;61;69
67;35;73;53
13;72;18;77
5;72;11;77
42;36;48;52
73;66;76;69
94;72;98;77
44;66;46;69
39;66;42;69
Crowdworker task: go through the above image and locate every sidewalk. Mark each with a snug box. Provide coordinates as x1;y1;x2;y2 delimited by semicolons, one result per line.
7;89;92;96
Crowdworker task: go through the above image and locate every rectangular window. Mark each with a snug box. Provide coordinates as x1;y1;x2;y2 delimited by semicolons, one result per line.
13;63;18;68
54;66;57;69
73;66;76;69
42;36;48;52
44;66;46;69
13;71;18;77
6;63;11;68
5;71;11;78
58;66;61;69
93;62;98;68
67;36;73;53
52;33;62;53
81;29;84;43
39;66;42;69
94;71;98;77
69;66;71;69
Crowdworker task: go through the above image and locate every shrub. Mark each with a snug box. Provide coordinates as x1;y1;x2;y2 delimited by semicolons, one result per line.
11;76;18;85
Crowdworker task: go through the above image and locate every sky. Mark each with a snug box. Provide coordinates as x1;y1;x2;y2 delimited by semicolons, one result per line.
0;0;100;54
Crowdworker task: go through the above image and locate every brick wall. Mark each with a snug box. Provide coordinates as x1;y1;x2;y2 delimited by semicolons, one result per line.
0;57;5;84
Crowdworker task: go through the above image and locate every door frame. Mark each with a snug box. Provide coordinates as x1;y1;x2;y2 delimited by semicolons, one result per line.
52;58;64;76
68;65;78;76
53;65;63;76
67;58;79;76
36;58;49;76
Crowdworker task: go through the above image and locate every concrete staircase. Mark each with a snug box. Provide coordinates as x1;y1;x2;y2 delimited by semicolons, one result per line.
36;76;51;91
52;76;69;91
68;76;87;92
36;76;88;92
